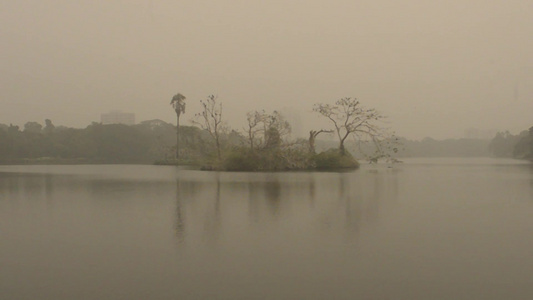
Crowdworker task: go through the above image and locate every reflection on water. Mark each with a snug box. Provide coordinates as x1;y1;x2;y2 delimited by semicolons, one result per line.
174;180;185;243
1;160;533;300
170;169;399;245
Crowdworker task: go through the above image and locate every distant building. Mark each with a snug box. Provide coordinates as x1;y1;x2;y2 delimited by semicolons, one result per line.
101;111;135;125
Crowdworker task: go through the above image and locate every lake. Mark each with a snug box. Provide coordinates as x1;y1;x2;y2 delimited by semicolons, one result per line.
1;158;532;299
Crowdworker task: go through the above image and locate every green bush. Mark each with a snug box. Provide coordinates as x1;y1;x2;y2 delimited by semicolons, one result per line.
224;147;290;171
222;149;261;171
313;148;359;170
215;147;360;172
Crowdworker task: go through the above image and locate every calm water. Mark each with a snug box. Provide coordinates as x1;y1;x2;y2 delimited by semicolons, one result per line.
1;158;532;300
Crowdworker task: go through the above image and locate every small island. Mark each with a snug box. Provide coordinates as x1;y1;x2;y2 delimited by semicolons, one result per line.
3;94;532;169
162;94;399;171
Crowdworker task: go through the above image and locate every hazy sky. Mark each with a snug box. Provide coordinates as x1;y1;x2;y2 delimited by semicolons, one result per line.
2;0;532;139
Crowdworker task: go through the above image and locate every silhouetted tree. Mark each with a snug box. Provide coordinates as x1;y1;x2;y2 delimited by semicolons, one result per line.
193;95;226;160
245;110;265;152
488;131;525;157
313;97;385;155
245;110;291;152
513;127;533;159
23;122;43;133
43;119;55;134
308;129;333;154
170;93;186;159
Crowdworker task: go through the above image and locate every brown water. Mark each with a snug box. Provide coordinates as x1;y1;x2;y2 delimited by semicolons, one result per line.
1;158;532;299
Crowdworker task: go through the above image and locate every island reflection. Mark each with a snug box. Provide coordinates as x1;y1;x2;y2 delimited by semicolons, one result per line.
173;169;399;244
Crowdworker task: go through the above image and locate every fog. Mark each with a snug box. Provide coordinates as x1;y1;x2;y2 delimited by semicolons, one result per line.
2;0;532;139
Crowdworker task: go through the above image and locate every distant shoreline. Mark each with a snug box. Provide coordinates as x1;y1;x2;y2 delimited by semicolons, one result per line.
0;158;153;165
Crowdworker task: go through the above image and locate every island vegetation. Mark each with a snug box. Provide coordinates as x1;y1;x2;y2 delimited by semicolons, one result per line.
3;93;530;169
0;95;399;171
164;94;399;171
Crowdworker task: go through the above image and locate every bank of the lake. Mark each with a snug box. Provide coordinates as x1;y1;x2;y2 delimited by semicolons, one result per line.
157;148;361;171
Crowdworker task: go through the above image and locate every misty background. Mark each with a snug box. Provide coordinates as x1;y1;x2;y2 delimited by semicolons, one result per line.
2;0;532;139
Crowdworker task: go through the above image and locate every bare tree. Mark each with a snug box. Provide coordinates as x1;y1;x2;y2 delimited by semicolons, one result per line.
245;110;291;151
313;97;385;155
265;111;291;139
245;110;266;152
351;131;401;163
193;95;225;159
308;129;333;154
170;93;186;159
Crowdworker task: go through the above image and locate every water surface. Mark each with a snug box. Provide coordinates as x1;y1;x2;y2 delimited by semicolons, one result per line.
1;158;532;299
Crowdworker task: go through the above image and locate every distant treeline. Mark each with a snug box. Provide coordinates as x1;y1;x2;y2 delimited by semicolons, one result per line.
0;120;207;164
313;136;491;158
395;127;533;159
1;120;532;164
488;127;533;159
397;137;492;157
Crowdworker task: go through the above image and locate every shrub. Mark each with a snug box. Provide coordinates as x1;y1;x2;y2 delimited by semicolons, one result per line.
222;147;297;171
313;148;359;170
222;149;261;171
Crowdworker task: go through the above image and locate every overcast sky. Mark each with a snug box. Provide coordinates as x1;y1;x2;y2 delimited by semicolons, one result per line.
2;0;532;139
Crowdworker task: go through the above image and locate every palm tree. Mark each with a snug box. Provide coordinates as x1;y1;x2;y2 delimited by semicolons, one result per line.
170;93;186;159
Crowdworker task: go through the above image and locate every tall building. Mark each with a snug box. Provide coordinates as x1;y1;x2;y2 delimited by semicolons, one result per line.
101;111;135;125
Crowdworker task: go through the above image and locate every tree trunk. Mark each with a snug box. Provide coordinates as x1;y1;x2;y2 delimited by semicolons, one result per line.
248;129;254;152
176;114;180;159
339;139;346;155
339;132;349;155
215;136;221;160
309;131;316;154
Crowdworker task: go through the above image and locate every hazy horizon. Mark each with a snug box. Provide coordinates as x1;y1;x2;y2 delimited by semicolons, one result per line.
2;0;532;139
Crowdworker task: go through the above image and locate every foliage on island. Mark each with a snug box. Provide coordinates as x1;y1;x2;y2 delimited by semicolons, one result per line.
0;96;400;170
161;94;397;171
312;148;360;170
